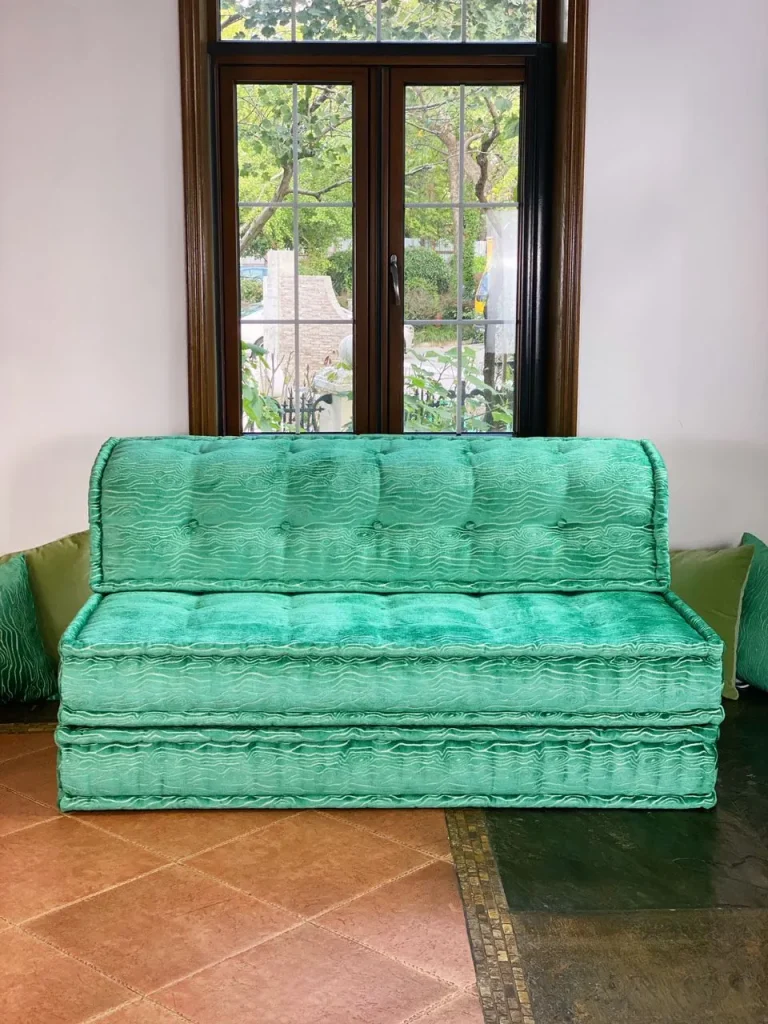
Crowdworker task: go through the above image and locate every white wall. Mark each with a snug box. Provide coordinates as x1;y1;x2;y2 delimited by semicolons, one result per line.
3;1;766;554
579;0;768;547
0;1;188;554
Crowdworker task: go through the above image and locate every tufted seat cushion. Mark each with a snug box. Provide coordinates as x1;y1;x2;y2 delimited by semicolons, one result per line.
59;590;723;730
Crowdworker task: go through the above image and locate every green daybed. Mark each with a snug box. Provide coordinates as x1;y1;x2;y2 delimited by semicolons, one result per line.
56;435;724;810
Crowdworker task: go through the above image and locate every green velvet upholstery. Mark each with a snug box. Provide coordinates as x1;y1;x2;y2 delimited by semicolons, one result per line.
58;435;722;811
59;591;723;729
89;435;671;594
0;555;56;703
57;724;720;811
737;533;768;692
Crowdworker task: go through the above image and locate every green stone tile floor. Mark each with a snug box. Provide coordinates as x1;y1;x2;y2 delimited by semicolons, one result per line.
487;685;768;1023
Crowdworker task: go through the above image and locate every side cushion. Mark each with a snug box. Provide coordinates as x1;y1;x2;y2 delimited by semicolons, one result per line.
0;555;56;703
59;590;723;729
1;531;92;665
737;532;768;692
89;435;671;593
670;545;754;700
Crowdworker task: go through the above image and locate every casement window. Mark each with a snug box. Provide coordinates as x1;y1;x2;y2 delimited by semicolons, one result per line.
179;0;587;436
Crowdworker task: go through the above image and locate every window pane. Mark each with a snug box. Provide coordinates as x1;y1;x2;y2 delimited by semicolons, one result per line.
220;0;537;41
237;83;355;432
404;325;460;432
221;0;376;41
298;325;354;432
402;82;520;432
460;324;515;432
464;207;518;322
405;86;460;204
463;85;521;203
237;85;295;205
299;209;354;316
403;208;455;321
242;324;293;433
381;0;461;41
297;0;376;40
297;85;354;201
222;1;292;40
466;0;537;41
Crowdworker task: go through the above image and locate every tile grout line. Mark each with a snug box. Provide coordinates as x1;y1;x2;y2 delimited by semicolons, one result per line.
400;988;473;1024
14;923;154;1012
19;909;305;1021
180;860;312;919
0;739;55;767
74;806;304;862
147;917;310;998
79;993;195;1024
160;858;463;993
0;778;61;816
315;808;454;861
0;802;58;838
183;853;436;924
18;864;171;926
312;914;468;989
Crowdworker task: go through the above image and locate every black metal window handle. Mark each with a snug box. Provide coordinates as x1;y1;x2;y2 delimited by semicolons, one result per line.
389;254;401;306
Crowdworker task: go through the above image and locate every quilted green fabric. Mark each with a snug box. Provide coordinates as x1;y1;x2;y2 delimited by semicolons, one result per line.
56;433;722;812
0;555;56;703
737;532;768;691
59;590;723;729
56;723;720;811
89;435;671;594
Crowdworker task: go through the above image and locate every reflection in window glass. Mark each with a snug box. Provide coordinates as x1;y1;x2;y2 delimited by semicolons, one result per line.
220;0;537;42
237;84;355;433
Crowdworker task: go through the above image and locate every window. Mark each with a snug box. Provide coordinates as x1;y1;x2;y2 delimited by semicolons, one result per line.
200;0;564;435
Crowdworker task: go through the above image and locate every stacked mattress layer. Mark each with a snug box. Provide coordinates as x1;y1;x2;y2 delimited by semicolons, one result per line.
58;588;723;810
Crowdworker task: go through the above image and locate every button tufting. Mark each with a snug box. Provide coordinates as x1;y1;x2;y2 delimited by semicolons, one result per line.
280;520;291;531
558;518;568;528
464;521;476;531
372;521;383;531
187;519;199;530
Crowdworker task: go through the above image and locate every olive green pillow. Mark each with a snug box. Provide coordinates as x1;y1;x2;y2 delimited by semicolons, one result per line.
0;555;57;703
671;545;755;700
737;532;768;692
23;531;91;663
0;531;91;664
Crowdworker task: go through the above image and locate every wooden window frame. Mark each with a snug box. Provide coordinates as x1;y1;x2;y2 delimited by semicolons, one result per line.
178;0;588;436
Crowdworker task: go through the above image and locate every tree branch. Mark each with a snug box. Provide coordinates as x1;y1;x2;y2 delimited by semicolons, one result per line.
239;163;292;254
297;178;352;200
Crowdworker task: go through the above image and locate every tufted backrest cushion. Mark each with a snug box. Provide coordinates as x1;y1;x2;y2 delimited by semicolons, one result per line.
89;435;671;594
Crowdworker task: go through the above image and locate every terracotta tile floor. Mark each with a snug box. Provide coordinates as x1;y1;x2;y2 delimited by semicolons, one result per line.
0;732;484;1024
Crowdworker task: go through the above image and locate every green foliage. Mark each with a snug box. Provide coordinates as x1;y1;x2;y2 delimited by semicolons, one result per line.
242;343;282;432
240;277;263;310
328;248;353;295
220;0;537;43
404;347;514;433
405;286;442;321
404;248;451;295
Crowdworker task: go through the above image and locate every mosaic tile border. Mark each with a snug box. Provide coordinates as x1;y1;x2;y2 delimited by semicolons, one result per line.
446;808;534;1024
